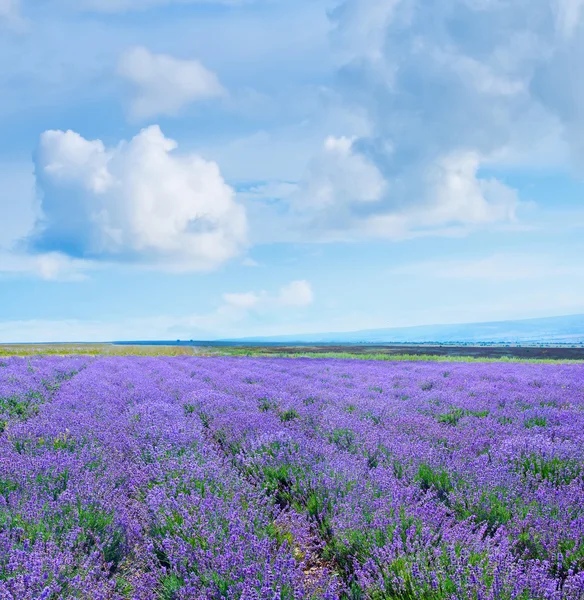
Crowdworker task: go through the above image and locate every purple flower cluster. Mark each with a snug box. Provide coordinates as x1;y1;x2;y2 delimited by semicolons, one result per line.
1;356;583;599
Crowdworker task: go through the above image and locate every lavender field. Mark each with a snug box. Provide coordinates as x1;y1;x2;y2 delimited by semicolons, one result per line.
1;356;584;599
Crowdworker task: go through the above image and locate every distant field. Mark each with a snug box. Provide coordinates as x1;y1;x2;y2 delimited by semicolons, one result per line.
2;342;584;362
221;343;584;362
1;355;584;598
0;344;203;357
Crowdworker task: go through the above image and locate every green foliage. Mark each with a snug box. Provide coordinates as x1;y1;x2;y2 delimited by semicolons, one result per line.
365;448;380;469
51;432;78;452
363;411;382;424
468;410;490;418
258;397;278;412
437;408;466;426
306;489;333;538
0;477;19;499
265;522;295;549
280;409;299;422
0;392;42;422
260;463;300;508
328;428;357;453
436;407;488;425
158;574;184;600
183;403;196;416
416;463;454;503
454;489;513;534
392;459;405;480
198;410;212;428
517;454;581;486
0;491;125;573
524;416;547;428
114;576;134;598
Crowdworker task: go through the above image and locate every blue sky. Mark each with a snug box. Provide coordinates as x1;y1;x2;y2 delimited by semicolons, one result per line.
0;0;583;342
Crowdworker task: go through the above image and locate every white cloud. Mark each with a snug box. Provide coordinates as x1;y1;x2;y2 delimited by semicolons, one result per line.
285;142;517;241
223;290;263;310
270;0;584;241
294;136;386;211
223;280;314;310
276;280;314;307
34;125;247;271
330;0;402;63
206;0;584;245
420;152;518;226
118;47;225;120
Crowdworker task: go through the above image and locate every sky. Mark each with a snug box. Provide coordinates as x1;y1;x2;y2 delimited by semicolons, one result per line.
0;0;583;342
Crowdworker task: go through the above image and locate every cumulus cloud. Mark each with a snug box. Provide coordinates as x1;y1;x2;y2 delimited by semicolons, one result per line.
118;47;225;120
33;125;247;271
274;0;584;241
289;139;517;240
295;136;386;210
223;280;314;311
410;152;517;226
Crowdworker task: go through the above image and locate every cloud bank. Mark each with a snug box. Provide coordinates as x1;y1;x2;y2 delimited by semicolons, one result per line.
260;0;584;241
33;125;247;271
